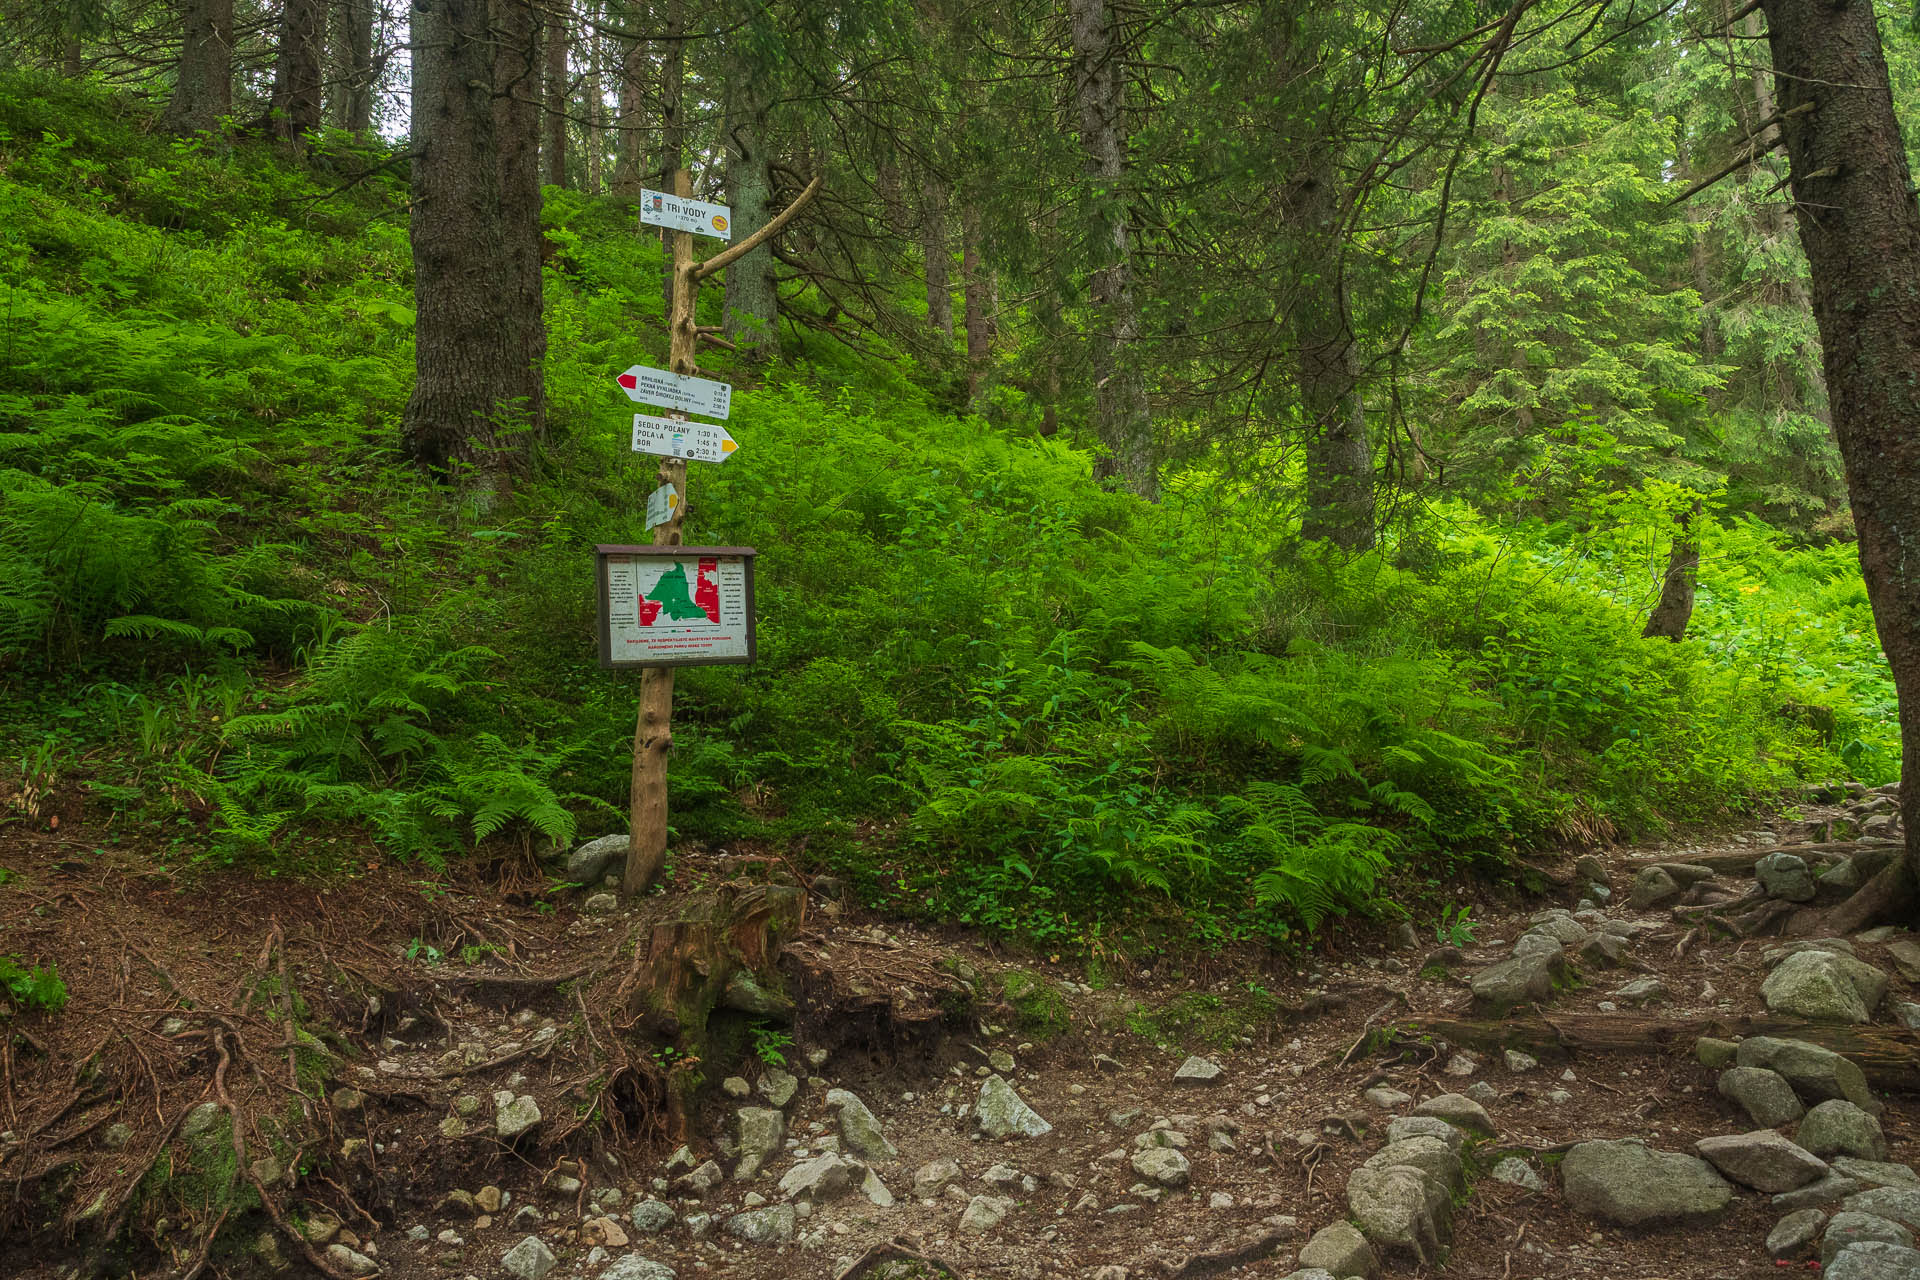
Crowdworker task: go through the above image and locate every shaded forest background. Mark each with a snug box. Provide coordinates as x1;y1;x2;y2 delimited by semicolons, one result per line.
0;0;1912;955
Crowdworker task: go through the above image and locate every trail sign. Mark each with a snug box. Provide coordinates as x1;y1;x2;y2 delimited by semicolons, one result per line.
632;414;738;463
644;482;681;530
597;545;757;668
640;188;732;241
615;364;732;419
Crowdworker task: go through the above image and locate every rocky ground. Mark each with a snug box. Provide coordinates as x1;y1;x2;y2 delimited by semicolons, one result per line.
3;784;1919;1280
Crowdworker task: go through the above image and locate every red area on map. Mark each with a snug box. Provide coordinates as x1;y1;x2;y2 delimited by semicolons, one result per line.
694;559;721;624
638;597;662;625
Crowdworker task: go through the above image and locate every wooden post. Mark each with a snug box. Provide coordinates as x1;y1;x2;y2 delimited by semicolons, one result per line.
621;169;823;897
624;168;696;897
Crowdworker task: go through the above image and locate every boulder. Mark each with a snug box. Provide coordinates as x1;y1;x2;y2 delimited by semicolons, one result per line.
1843;1188;1920;1233
1360;1136;1463;1192
1886;939;1920;984
1386;1116;1465;1151
725;1205;796;1244
1767;1208;1827;1261
1346;1166;1445;1265
1718;1066;1806;1128
1800;1101;1890;1162
975;1075;1052;1139
1757;852;1818;902
502;1237;558;1280
825;1088;897;1162
565;834;628;884
1131;1147;1191;1188
1630;866;1682;910
1736;1037;1881;1113
1297;1221;1378;1279
1410;1093;1494;1137
1762;951;1890;1023
1825;1212;1918;1267
1492;1156;1544;1191
1827;1242;1920;1280
1833;1160;1920;1189
1470;945;1564;1015
778;1153;862;1202
1695;1131;1829;1192
733;1107;787;1180
1561;1139;1734;1226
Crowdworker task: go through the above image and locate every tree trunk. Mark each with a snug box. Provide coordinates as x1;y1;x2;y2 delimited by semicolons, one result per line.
921;170;953;338
330;0;375;135
611;32;647;197
1642;502;1700;641
585;8;604;196
1068;0;1154;499
269;0;328;148
166;0;233;135
1292;145;1373;549
962;197;992;400
403;0;519;475
494;0;547;447
654;3;684;316
1759;0;1920;907
722;87;777;362
543;0;570;187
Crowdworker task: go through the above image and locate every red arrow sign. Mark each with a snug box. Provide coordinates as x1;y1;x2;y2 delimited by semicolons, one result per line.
617;373;638;390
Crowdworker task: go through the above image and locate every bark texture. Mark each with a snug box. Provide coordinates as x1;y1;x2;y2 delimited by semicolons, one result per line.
1760;0;1920;901
653;5;685;315
1292;144;1373;548
723;87;777;362
269;0;327;147
329;0;375;134
166;0;233;136
921;171;953;338
493;0;547;445
611;33;647;197
403;0;519;474
1069;0;1155;499
1642;504;1699;641
962;197;992;399
543;0;570;187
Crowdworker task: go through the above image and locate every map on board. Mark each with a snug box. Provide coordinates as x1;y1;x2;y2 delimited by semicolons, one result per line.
603;553;752;664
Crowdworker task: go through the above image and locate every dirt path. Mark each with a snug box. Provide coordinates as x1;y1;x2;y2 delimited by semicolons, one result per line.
2;791;1915;1280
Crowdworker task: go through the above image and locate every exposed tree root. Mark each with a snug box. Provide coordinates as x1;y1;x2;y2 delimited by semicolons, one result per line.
1155;1228;1288;1278
831;1236;966;1280
1794;861;1918;936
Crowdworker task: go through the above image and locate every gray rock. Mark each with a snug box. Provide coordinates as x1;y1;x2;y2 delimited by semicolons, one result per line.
674;1160;723;1196
959;1194;1012;1234
1775;1176;1867;1210
1737;1037;1881;1113
1612;977;1669;1006
1695;1036;1739;1069
181;1102;223;1141
1834;1160;1920;1189
583;892;619;915
1281;1272;1339;1280
1768;1208;1827;1260
860;1167;894;1207
1504;1050;1539;1073
1464;1081;1500;1106
1561;1139;1735;1225
759;1069;799;1108
721;970;794;1020
721;1077;751;1099
825;1088;896;1161
494;1092;541;1139
1470;945;1564;1014
1696;1130;1828;1192
974;1075;1052;1139
1174;1055;1224;1086
1410;1093;1494;1137
1576;933;1628;968
1630;866;1682;910
1361;1136;1463;1192
1827;1242;1920;1280
1887;940;1920;984
1801;1101;1890;1161
1826;1212;1918;1266
726;1205;796;1244
502;1237;558;1280
1386;1116;1465;1151
1719;1067;1806;1128
733;1107;787;1180
1346;1165;1444;1265
913;1157;962;1199
1659;862;1717;885
1526;916;1588;945
1363;1086;1412;1109
1846;1188;1920;1232
1492;1157;1544;1191
565;834;628;884
1131;1147;1191;1187
1896;1003;1920;1031
602;1258;677;1280
629;1200;675;1234
1763;951;1890;1023
1758;852;1819;902
1822;859;1863;893
324;1245;379;1278
779;1153;861;1202
1297;1221;1378;1279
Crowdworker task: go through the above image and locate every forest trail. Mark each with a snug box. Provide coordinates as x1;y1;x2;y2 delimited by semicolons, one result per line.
2;789;1916;1280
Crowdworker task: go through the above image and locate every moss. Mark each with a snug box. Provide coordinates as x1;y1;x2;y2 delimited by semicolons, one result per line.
1001;970;1070;1040
1124;989;1281;1050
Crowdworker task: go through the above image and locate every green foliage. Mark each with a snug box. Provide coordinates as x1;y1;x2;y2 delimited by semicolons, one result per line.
749;1025;794;1067
0;954;67;1013
1000;971;1071;1040
1433;905;1478;948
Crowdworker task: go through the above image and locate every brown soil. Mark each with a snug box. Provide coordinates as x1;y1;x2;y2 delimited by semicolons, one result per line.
0;802;1912;1280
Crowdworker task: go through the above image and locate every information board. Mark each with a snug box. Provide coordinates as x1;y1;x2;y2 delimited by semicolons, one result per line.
597;546;757;668
639;189;733;241
616;365;732;420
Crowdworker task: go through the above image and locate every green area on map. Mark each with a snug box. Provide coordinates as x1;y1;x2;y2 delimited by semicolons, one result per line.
646;562;710;621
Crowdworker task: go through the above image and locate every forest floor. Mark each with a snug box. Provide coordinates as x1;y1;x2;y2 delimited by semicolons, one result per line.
1;791;1916;1280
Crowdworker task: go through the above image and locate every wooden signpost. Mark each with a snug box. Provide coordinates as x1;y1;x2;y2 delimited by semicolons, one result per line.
621;167;821;898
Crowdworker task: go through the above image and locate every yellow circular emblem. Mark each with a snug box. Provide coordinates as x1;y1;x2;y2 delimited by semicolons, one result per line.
712;215;729;231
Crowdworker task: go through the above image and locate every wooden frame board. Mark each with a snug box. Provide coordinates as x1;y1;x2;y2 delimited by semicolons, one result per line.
595;544;757;669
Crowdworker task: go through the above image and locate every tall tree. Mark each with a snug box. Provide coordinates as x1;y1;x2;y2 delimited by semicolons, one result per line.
611;24;647;197
544;0;571;187
269;0;328;146
166;0;233;135
654;2;684;314
961;194;992;399
1760;0;1920;920
722;74;778;360
1069;0;1154;498
494;0;547;444
329;0;376;135
921;170;954;338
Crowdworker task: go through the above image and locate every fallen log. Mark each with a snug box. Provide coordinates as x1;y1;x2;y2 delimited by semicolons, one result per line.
1380;1011;1920;1092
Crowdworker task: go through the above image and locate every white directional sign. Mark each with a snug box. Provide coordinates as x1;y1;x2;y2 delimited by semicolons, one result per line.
640;189;732;241
632;414;738;464
615;365;732;420
644;483;681;531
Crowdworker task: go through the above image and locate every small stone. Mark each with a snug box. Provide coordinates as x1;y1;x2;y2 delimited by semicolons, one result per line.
975;1075;1052;1139
725;1205;797;1244
1503;1050;1538;1073
1630;866;1682;910
1386;1116;1464;1151
1757;852;1818;902
1492;1157;1544;1191
825;1088;897;1161
759;1069;799;1108
1612;977;1669;1006
674;1160;723;1196
181;1102;223;1141
913;1157;962;1199
629;1200;675;1233
581;1216;629;1248
959;1194;1012;1233
722;1077;751;1099
325;1244;378;1278
565;833;628;883
1695;1131;1829;1192
1895;1003;1920;1031
601;1257;677;1280
501;1236;557;1280
778;1153;862;1203
1694;1037;1739;1069
1464;1081;1499;1106
493;1092;541;1139
733;1108;787;1180
1209;1192;1234;1209
1297;1220;1378;1279
1766;1208;1826;1261
474;1186;503;1213
1130;1148;1191;1188
1410;1093;1494;1137
583;892;619;915
1773;1175;1865;1210
1444;1053;1477;1077
1173;1056;1224;1086
1363;1086;1412;1109
1347;1165;1446;1265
